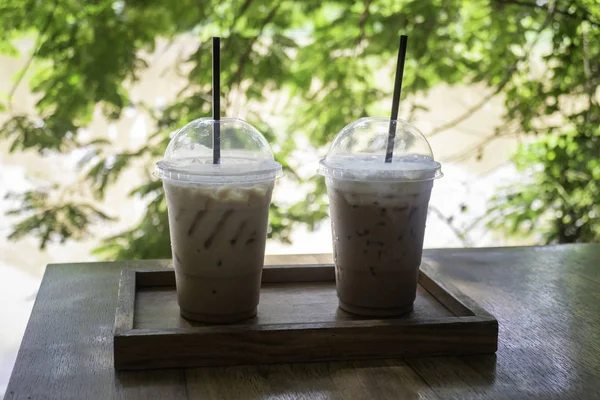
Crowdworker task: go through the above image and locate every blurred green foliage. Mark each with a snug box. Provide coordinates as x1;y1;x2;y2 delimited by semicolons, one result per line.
0;0;598;257
488;113;600;243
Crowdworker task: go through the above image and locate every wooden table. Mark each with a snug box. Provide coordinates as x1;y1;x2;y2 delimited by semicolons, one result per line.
6;245;600;399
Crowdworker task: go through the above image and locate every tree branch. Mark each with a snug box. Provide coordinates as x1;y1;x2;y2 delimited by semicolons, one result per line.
442;124;522;163
428;205;473;247
426;87;504;138
226;3;281;89
237;0;254;18
8;0;59;112
355;0;372;46
426;0;557;138
174;0;256;98
222;0;255;54
581;22;598;116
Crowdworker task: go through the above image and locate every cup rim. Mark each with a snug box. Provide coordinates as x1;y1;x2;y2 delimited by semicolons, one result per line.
318;158;443;182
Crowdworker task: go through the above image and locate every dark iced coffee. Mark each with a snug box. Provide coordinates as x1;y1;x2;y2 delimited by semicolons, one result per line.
327;179;432;316
318;117;442;317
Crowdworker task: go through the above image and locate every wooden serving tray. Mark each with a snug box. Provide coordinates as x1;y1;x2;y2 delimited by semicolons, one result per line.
113;263;498;370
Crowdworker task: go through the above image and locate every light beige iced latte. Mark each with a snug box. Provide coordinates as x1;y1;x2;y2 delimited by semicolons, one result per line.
156;117;282;323
164;181;273;323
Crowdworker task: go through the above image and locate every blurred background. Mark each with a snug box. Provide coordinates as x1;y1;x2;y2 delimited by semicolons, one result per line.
0;0;598;396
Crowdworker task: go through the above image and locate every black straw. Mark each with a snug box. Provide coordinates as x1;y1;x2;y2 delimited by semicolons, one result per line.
212;37;221;165
385;35;408;163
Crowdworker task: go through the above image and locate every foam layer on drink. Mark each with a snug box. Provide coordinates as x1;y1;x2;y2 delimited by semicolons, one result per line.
320;154;441;182
326;177;433;207
157;156;282;184
164;179;273;205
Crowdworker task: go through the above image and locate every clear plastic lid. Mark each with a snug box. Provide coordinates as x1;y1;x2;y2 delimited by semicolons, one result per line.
319;117;442;182
155;117;282;183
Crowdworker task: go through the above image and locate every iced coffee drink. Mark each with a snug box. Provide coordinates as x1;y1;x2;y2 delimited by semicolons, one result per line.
164;181;274;322
327;178;432;316
319;117;442;317
156;117;282;323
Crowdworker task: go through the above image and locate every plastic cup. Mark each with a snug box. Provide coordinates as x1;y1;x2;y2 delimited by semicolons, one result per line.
155;118;282;323
318;117;442;316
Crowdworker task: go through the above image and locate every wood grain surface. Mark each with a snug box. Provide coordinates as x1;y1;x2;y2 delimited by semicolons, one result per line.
114;265;496;370
133;282;455;328
6;245;600;399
